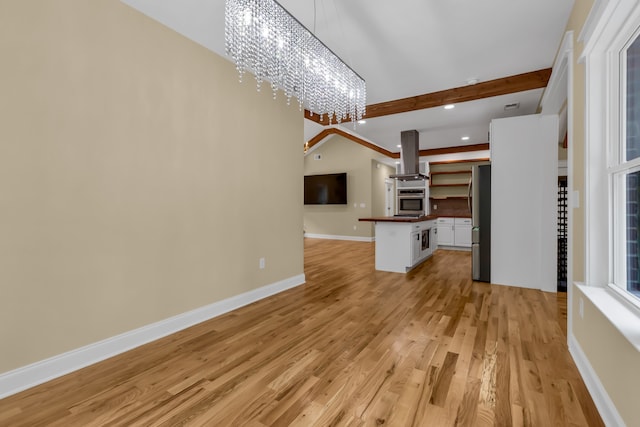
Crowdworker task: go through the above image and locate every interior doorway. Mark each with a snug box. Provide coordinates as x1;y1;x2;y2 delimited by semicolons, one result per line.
384;178;394;217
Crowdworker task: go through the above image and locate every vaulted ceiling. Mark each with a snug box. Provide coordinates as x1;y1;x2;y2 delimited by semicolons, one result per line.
121;0;574;156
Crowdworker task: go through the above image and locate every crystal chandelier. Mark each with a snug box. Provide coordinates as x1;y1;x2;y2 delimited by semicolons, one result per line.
225;0;366;124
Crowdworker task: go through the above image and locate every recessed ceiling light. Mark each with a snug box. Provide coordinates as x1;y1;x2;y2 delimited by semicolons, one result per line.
358;120;367;124
395;161;400;164
444;104;455;110
397;144;402;148
461;136;470;141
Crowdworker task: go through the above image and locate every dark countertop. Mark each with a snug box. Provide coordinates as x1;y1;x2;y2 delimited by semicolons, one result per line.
359;215;439;223
359;214;471;223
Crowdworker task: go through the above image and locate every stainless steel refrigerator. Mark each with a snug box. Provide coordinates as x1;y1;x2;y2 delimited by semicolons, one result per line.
471;165;491;281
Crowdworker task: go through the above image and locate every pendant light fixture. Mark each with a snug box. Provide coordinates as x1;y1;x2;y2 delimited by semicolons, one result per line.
225;0;366;124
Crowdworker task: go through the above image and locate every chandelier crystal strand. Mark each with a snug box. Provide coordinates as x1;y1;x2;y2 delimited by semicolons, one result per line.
225;0;366;124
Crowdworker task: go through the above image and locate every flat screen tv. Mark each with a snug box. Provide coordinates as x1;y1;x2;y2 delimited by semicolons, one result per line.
304;172;347;205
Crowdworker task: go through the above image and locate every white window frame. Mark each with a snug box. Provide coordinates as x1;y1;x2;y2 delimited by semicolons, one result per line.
609;27;640;305
582;0;640;326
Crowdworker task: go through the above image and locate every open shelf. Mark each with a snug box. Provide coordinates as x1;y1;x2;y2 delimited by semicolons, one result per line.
428;159;487;200
430;183;469;188
430;196;469;200
430;170;471;176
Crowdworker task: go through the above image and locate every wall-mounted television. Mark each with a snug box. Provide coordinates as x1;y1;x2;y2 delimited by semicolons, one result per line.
304;172;347;205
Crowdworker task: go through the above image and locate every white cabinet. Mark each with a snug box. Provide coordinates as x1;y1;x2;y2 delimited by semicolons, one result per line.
373;219;437;273
437;218;454;246
437;217;471;248
431;226;437;249
454;218;472;247
411;231;422;264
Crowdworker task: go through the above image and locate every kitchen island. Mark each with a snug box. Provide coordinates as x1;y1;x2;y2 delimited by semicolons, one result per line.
359;215;438;273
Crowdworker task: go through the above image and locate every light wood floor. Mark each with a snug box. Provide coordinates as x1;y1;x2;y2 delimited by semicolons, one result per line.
0;239;603;426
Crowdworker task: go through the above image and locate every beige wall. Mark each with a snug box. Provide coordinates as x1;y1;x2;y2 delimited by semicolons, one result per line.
0;1;303;374
572;287;640;423
566;1;640;425
304;136;393;237
558;144;568;161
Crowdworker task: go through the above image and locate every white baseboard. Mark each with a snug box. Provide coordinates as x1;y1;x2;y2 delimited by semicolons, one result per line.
568;333;626;427
0;273;306;400
304;233;374;242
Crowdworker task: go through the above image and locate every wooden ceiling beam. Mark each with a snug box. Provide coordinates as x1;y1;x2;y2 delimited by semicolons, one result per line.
418;143;489;157
306;128;334;148
430;157;491;165
306;128;399;158
305;129;489;159
305;68;552;126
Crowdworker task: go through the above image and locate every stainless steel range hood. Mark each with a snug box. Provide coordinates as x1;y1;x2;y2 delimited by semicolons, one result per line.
390;130;429;181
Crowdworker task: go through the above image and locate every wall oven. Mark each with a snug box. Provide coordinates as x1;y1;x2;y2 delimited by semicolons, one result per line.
397;188;425;216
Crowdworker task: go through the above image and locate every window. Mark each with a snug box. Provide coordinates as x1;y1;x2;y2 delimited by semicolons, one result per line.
582;0;640;353
611;26;640;303
625;172;640;295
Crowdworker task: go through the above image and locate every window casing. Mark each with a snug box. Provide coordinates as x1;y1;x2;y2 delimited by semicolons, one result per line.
610;26;640;303
581;0;640;357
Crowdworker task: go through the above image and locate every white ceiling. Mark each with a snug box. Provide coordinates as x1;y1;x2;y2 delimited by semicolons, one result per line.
121;0;574;153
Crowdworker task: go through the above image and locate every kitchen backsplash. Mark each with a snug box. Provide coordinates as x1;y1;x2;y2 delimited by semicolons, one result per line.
430;198;471;217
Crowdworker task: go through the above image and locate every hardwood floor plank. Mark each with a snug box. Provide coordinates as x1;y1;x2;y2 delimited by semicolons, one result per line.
454;378;480;426
386;368;425;426
0;240;604;426
0;407;21;420
259;376;320;427
429;352;459;407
